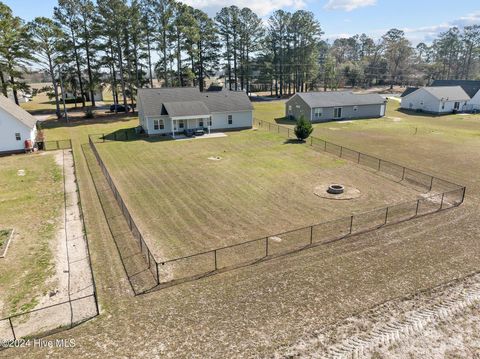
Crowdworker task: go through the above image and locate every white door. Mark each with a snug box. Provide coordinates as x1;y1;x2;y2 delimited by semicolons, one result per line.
380;104;385;116
334;107;342;119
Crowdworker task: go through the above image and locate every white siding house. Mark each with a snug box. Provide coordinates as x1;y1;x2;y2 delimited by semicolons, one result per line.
400;86;470;114
0;95;37;154
469;90;480;111
137;87;253;137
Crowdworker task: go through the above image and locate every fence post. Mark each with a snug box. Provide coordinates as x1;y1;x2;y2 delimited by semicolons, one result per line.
8;317;16;340
415;199;420;216
69;139;73;149
156;262;160;285
265;237;269;257
357;152;361;163
384;207;389;225
310;226;313;245
429;176;434;191
461;187;466;204
378;159;381;171
349;215;354;234
56;140;60;149
340;146;343;158
214;250;218;271
439;192;445;210
402;167;406;180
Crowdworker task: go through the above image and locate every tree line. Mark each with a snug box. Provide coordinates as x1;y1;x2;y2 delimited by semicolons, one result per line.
0;0;479;117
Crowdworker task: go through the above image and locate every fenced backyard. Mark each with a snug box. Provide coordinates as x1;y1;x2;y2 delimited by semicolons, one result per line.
0;142;99;345
87;122;466;291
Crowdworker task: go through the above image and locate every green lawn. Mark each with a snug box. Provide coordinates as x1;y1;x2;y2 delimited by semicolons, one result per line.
0;153;64;316
94;130;420;261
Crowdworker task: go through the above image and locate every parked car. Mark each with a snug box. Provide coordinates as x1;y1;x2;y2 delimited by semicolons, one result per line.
110;104;131;112
194;129;205;136
184;129;195;137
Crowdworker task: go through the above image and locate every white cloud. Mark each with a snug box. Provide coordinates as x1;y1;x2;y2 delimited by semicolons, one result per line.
402;12;480;44
324;0;376;12
182;0;306;17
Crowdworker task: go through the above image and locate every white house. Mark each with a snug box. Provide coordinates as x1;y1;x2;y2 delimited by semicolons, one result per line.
400;86;470;114
0;95;38;154
469;89;480;111
137;87;253;136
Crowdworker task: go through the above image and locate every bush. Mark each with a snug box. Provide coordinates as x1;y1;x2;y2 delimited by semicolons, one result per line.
84;108;95;119
294;115;313;141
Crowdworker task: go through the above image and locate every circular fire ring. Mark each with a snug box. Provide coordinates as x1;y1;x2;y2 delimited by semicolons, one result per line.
327;184;345;195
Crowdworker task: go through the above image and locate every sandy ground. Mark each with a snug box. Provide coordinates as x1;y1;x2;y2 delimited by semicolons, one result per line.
276;272;480;358
3;150;96;339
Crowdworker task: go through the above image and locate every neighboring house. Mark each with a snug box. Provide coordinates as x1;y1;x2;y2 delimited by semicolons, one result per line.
137;87;253;136
0;95;37;154
400;86;470;114
430;80;480;99
469;88;480;111
285;92;386;122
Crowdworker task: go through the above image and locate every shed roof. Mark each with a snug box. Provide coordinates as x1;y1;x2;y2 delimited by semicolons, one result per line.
292;91;385;108
0;95;37;129
422;86;470;101
431;80;480;98
137;87;253;117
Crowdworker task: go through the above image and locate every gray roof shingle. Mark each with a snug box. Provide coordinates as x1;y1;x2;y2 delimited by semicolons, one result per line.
293;91;385;108
0;95;37;128
422;86;470;101
138;87;253;117
163;101;210;117
431;80;480;98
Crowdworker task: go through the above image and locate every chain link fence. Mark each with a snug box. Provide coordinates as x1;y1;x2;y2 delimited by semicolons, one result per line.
88;122;466;288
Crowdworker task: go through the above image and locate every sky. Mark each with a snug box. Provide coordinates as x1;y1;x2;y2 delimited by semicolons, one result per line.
4;0;480;44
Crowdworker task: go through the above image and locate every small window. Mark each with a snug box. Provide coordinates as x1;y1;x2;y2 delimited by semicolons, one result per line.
159;119;164;129
179;121;184;129
314;108;322;117
288;105;292;112
442;103;445;110
353;106;358;112
199;120;204;127
154;120;159;130
15;133;21;141
228;115;233;125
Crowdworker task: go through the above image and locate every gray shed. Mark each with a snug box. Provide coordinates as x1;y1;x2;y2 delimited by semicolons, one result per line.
285;92;386;122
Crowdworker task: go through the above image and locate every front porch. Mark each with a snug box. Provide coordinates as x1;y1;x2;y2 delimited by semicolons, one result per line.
171;116;212;138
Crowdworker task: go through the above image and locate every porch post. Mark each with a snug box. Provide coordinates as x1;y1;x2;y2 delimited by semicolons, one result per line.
171;118;175;138
208;116;211;134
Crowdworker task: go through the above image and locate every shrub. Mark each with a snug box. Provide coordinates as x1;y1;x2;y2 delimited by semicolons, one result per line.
84;108;95;119
294;115;313;141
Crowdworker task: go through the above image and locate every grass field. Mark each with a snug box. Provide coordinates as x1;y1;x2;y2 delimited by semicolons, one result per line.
94;130;422;261
5;99;480;358
0;153;63;316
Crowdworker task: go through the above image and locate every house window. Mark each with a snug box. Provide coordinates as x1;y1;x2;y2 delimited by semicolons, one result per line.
179;121;185;129
454;102;460;110
15;133;21;141
288;105;292;112
228;115;233;125
314;108;322;117
442;103;445;110
199;120;204;127
153;119;164;130
353;106;358;112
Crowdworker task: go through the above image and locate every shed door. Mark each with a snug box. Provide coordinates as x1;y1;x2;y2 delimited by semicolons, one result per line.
380;104;385;116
